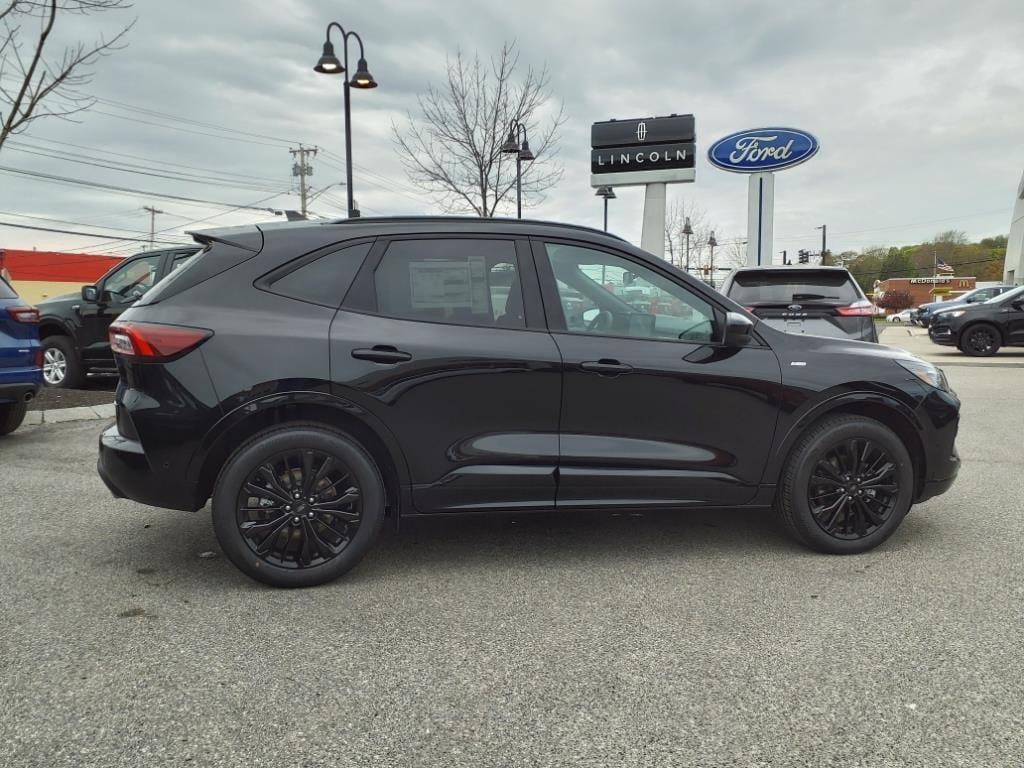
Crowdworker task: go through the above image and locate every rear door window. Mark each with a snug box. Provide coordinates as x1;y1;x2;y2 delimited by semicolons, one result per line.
728;270;862;305
372;239;525;328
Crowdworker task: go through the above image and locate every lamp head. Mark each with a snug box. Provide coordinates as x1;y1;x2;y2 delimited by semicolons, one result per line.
350;57;378;88
314;40;344;74
518;139;535;161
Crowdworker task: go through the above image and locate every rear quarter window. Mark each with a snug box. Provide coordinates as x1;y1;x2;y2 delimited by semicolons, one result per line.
728;270;862;304
0;278;17;299
262;241;372;308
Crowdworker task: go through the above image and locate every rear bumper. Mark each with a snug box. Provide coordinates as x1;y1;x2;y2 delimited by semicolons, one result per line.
0;376;42;404
98;423;201;511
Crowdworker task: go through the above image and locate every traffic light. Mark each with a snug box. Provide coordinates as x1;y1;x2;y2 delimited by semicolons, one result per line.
798;249;809;264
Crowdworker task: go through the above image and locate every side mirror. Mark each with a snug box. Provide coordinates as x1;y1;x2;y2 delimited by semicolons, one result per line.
724;310;754;346
81;285;98;302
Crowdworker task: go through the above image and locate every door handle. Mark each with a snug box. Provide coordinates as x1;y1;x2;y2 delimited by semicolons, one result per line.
351;346;412;364
580;359;633;376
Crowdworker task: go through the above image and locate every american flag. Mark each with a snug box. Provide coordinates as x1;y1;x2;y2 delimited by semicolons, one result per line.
937;260;954;274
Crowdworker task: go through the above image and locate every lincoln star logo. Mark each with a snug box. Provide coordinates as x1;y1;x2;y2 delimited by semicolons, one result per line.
636;122;647;142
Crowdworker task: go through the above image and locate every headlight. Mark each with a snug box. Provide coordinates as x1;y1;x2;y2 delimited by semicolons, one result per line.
896;358;949;391
938;310;965;319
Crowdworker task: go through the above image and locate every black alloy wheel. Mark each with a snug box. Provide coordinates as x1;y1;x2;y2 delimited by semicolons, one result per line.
212;424;385;587
236;449;361;569
778;414;914;554
807;439;899;540
960;325;1000;357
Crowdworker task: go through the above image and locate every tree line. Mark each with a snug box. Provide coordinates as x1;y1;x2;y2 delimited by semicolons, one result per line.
832;230;1008;294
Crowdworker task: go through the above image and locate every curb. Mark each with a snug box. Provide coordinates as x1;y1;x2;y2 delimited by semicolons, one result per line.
23;402;115;426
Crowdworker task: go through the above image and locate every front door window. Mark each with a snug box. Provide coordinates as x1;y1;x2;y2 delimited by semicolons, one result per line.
545;243;717;343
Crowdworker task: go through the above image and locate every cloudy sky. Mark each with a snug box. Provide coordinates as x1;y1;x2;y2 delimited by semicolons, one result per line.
1;0;1023;260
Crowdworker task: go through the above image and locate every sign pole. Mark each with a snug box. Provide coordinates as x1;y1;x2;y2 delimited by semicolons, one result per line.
640;182;667;260
745;172;774;266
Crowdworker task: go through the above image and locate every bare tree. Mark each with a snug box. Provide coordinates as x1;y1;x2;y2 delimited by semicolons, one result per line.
665;198;714;272
391;41;565;217
0;0;133;153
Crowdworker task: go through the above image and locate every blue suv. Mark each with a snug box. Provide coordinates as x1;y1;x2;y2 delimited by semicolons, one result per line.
0;277;42;435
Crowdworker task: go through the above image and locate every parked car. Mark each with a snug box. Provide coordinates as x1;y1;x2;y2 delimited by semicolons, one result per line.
914;285;1016;328
720;265;878;343
97;218;961;587
887;309;916;323
36;246;199;387
0;276;42;435
928;284;1024;356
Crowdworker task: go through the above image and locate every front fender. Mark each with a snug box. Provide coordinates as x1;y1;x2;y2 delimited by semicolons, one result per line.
765;384;925;483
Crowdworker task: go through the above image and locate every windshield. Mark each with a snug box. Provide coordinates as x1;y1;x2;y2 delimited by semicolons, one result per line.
728;270;862;304
988;284;1024;304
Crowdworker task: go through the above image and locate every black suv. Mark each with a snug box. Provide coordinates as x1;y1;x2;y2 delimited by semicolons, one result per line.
97;218;961;587
928;284;1024;355
37;246;199;387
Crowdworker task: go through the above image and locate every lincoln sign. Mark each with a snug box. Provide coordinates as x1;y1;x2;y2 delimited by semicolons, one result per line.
590;114;696;187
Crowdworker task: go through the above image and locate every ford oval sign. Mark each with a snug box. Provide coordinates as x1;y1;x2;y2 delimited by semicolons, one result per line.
708;128;819;173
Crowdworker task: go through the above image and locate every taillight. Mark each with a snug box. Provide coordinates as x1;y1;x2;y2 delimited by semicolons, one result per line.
836;299;875;317
6;305;39;323
34;348;43;367
108;321;211;360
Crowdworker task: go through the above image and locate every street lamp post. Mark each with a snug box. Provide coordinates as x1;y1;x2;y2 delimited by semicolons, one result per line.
595;186;616;231
707;231;718;288
313;22;378;219
816;224;827;264
501;120;534;219
682;216;693;273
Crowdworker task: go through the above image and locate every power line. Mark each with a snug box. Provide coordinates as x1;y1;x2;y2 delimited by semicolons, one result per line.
0;165;283;211
0;219;185;245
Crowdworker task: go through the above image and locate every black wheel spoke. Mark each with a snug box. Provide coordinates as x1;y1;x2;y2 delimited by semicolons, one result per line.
253;517;292;555
245;480;291;507
315;487;360;508
236;448;362;569
807;437;900;540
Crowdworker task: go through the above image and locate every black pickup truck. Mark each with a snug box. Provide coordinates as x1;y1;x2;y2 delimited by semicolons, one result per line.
37;246;199;387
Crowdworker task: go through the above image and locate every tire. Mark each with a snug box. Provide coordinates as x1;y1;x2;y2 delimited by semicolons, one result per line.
0;401;28;436
778;414;914;554
892;317;901;323
211;423;386;588
958;324;1000;357
41;336;84;388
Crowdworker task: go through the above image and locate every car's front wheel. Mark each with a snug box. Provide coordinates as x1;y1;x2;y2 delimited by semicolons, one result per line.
0;401;28;436
212;423;386;588
778;415;914;554
959;324;1000;357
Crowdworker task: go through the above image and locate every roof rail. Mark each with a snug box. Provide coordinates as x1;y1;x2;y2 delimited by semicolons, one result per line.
322;215;627;242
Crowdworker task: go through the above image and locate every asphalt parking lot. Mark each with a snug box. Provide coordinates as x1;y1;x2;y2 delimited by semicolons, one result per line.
2;332;1022;767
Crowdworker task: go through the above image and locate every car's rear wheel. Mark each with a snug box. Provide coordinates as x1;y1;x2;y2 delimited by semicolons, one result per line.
778;415;914;554
959;324;1000;357
41;336;84;388
0;401;28;436
212;424;385;588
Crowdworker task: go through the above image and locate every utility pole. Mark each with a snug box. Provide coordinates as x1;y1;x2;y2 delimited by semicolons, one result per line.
816;224;827;264
290;145;318;216
142;205;163;250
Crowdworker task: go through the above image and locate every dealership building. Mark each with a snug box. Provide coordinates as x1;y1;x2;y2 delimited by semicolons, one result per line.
874;276;976;308
0;249;122;303
1005;169;1024;284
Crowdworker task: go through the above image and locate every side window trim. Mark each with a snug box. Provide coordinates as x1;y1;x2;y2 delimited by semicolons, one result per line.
531;236;735;346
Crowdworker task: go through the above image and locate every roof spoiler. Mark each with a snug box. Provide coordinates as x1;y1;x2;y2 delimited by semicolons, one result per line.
186;225;262;252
